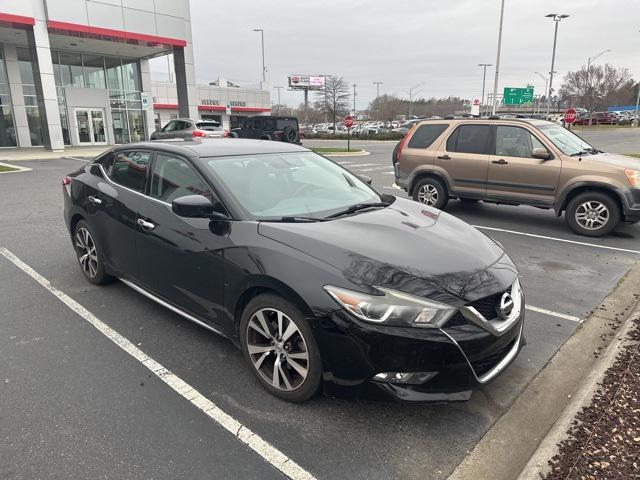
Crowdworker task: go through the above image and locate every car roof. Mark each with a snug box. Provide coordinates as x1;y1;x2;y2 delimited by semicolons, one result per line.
111;139;308;159
414;117;558;127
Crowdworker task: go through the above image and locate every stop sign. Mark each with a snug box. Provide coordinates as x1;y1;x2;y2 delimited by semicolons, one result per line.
344;115;354;129
564;108;577;124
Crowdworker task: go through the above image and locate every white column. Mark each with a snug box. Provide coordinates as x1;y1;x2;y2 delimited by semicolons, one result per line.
139;59;156;138
3;44;31;147
30;4;64;151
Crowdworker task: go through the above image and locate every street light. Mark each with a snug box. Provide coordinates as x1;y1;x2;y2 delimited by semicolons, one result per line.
252;28;266;83
403;83;424;118
478;63;492;116
373;81;383;120
535;72;548;114
545;13;569;117
585;49;611;123
491;0;506;115
273;86;283;114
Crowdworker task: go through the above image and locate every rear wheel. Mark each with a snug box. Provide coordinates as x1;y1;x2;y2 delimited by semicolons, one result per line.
565;192;620;237
240;294;321;402
73;220;113;285
413;177;448;209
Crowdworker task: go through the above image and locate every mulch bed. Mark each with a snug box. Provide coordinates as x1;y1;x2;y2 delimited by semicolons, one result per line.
544;316;640;479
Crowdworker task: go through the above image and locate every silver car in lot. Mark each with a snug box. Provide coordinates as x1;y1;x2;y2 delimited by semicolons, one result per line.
151;118;227;140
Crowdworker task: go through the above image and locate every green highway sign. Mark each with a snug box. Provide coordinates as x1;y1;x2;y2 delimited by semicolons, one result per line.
503;87;534;105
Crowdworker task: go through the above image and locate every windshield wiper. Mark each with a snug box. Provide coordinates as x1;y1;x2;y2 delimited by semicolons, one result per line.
570;150;591;157
325;202;390;219
263;216;327;223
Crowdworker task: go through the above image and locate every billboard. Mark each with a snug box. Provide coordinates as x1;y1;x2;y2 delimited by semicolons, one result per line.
288;75;325;90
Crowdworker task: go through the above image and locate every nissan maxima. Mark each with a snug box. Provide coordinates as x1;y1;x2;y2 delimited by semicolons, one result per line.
62;139;525;403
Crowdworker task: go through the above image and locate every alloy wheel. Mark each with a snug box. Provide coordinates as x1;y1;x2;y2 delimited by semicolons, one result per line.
575;201;610;230
246;308;309;391
417;184;439;206
75;227;98;278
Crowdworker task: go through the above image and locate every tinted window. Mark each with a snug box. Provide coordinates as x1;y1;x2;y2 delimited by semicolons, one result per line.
253;118;263;129
196;121;221;131
162;121;177;132
95;151;115;169
276;119;297;130
263;118;276;130
107;151;150;193
150;154;213;203
495;126;547;158
447;125;491;154
407;124;448;149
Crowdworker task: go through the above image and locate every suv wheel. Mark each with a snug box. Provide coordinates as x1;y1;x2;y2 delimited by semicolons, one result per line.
413;177;448;209
566;192;620;237
240;293;322;402
282;125;299;143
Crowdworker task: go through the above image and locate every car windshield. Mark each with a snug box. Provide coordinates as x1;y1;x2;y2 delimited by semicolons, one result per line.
206;152;381;220
537;124;597;156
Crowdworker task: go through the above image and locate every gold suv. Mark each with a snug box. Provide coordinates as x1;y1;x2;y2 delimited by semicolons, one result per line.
393;118;640;237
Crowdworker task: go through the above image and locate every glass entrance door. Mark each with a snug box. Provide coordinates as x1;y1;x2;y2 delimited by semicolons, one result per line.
75;109;107;145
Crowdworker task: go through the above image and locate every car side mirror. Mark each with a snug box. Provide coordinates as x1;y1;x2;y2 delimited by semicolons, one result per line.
172;195;229;221
358;174;373;185
532;147;550;160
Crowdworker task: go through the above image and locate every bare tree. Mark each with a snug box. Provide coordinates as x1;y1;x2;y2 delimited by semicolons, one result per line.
559;64;633;118
315;75;350;130
368;95;405;121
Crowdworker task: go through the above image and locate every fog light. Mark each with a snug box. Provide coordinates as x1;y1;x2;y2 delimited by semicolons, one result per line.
373;371;438;385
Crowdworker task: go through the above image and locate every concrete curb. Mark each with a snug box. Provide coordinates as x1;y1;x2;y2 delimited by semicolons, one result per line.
447;263;640;480
518;309;640;479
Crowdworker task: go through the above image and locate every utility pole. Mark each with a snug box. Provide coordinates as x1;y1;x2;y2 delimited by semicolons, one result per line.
405;83;423;118
491;0;506;115
253;28;266;83
478;63;492;116
274;86;283;115
586;49;611;124
545;14;569;117
373;81;383;120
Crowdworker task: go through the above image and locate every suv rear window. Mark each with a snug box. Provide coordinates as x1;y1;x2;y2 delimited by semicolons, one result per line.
276;119;298;130
196;121;221;131
446;124;491;154
407;124;448;149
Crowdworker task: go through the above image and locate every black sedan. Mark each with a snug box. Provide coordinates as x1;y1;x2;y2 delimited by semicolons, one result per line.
62;139;525;403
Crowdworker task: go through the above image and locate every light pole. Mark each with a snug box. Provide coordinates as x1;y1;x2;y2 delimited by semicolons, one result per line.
373;81;383;120
273;86;283;114
352;84;357;117
252;28;266;83
586;49;611;124
478;63;492;116
491;0;506;115
404;83;423;118
545;13;569;117
535;72;548;114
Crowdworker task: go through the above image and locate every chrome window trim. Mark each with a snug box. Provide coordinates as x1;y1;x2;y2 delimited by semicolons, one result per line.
119;277;225;337
97;162;171;207
459;279;523;336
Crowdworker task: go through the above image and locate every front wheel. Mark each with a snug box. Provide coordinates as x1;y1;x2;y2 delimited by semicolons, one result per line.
565;192;620;237
412;177;448;209
240;294;322;402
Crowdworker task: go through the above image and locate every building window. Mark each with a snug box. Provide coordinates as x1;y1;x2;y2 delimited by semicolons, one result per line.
0;47;17;147
17;47;45;147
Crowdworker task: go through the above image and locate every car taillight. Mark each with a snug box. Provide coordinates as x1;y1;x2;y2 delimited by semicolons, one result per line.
192;130;207;138
223;131;229;138
394;130;412;165
62;176;71;186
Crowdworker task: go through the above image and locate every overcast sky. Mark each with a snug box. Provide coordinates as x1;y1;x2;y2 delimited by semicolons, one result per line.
151;0;640;109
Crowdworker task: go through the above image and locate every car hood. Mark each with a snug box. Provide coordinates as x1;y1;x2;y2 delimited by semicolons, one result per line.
587;152;640;170
257;197;518;306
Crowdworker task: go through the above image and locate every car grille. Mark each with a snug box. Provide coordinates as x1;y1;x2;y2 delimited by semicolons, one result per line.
467;288;510;321
470;337;517;377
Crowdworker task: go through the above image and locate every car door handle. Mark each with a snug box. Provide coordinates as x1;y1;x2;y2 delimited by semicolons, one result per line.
88;196;102;206
492;159;509;165
437;155;451;160
137;218;156;231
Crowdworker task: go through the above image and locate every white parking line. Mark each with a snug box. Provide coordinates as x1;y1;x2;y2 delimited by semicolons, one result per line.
525;305;581;323
0;247;315;480
344;163;377;168
474;225;640;255
63;156;89;162
357;166;394;172
336;161;356;165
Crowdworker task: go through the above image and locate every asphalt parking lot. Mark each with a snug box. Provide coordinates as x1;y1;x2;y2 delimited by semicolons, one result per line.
1;129;639;479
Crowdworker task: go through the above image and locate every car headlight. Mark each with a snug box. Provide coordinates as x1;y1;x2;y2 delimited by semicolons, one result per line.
625;169;640;187
324;285;457;327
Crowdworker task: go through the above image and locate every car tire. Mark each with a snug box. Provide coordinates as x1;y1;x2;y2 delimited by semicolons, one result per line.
565;191;620;237
282;126;299;143
73;220;113;285
240;293;322;402
413;177;448;209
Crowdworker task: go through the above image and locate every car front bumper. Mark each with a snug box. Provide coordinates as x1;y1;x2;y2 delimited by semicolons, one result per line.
620;187;640;222
310;308;525;403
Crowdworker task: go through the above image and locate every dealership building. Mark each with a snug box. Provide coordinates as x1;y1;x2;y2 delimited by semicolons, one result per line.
0;0;270;151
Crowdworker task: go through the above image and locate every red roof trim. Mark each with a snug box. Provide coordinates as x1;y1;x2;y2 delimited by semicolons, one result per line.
47;20;187;47
153;103;271;113
0;12;36;26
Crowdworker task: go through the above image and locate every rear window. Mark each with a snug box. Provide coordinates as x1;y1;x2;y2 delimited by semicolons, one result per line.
277;119;298;130
407;124;448;149
196;121;221;131
446;124;491;154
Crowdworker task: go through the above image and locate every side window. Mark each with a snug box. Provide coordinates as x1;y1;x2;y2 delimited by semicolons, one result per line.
149;154;214;203
162;121;176;132
107;151;151;193
447;125;491;154
244;119;253;129
263;118;276;131
95;151;115;170
495;126;547;158
253;118;263;130
407;124;448;149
